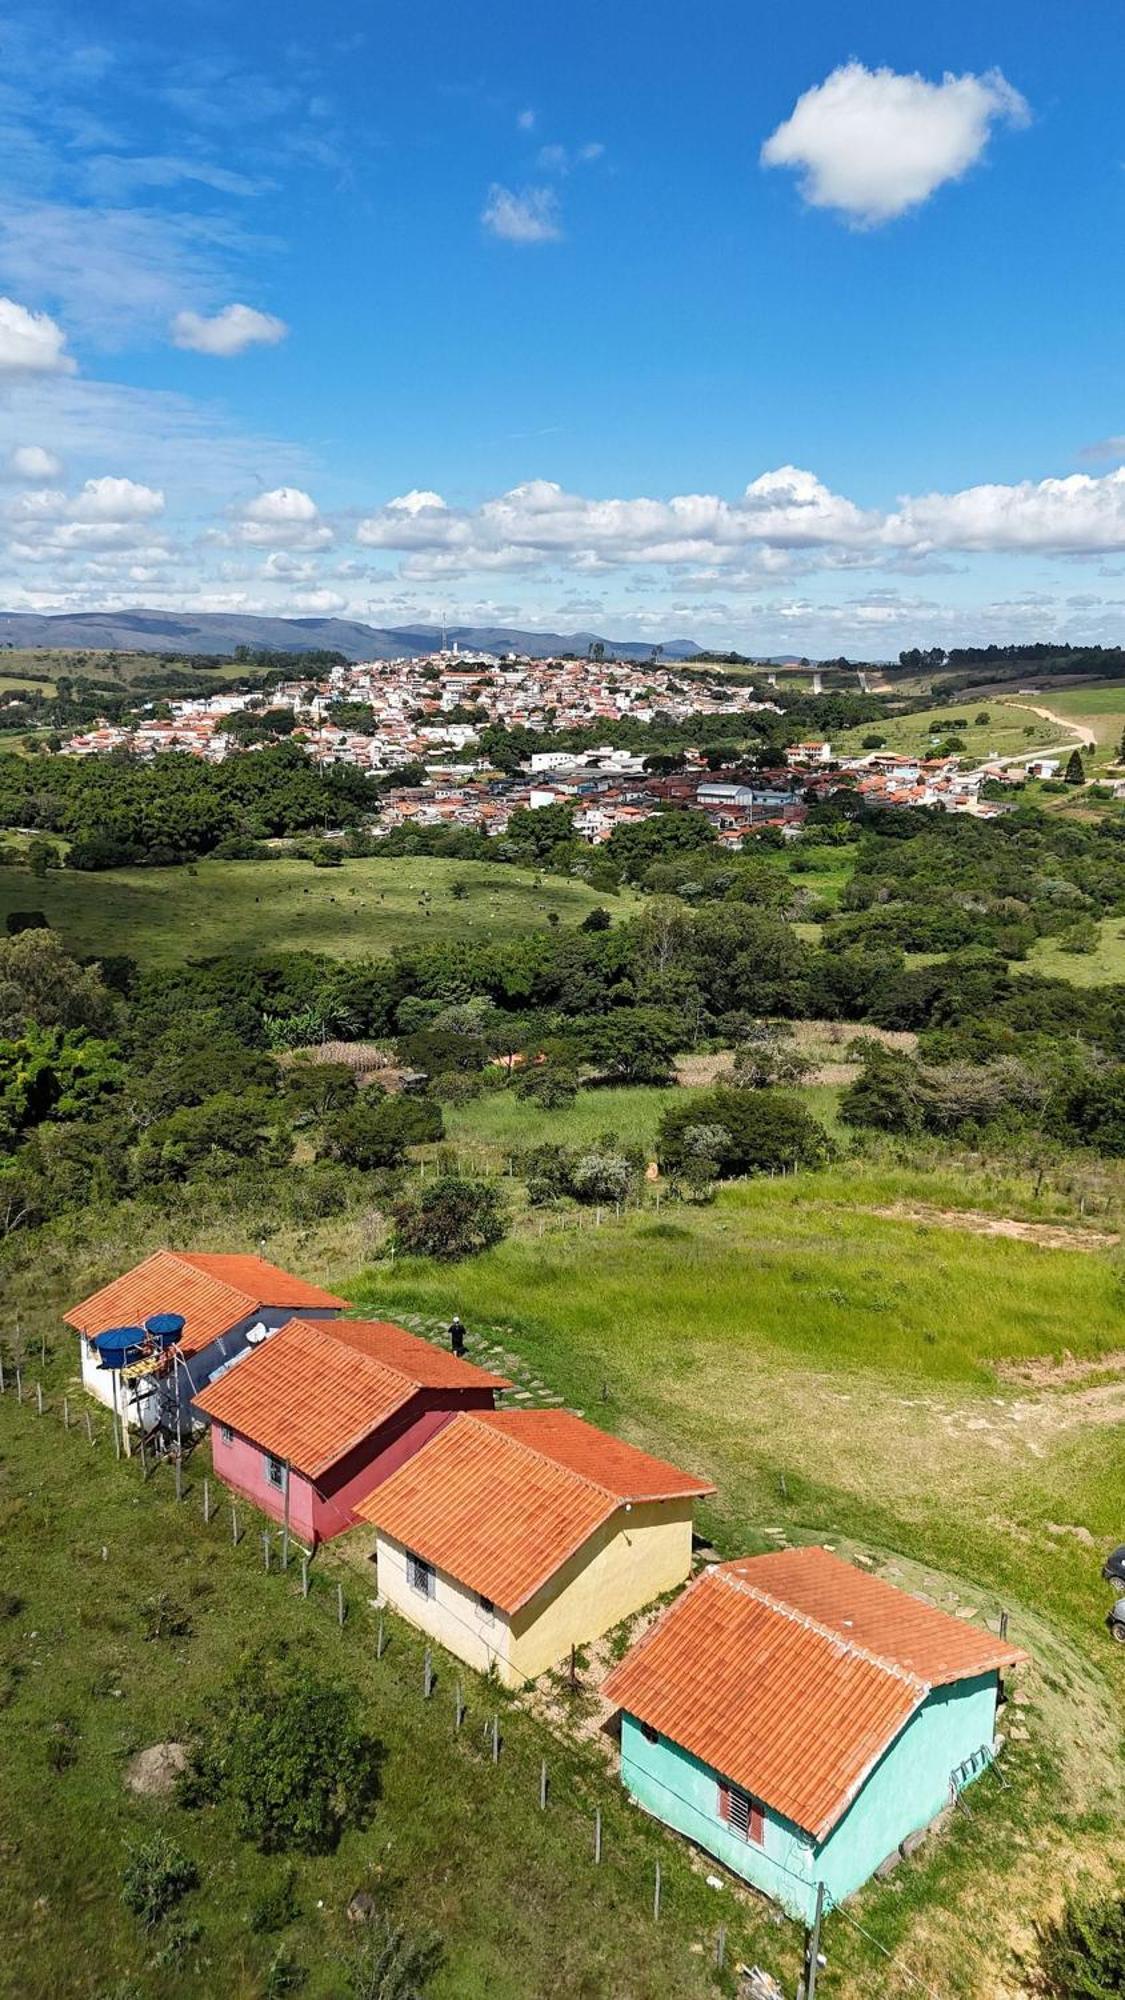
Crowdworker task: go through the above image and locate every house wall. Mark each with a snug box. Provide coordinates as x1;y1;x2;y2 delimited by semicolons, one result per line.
617;1672;1001;1923
619;1715;818;1921
816;1673;999;1909
375;1499;695;1689
376;1530;515;1678
510;1500;695;1683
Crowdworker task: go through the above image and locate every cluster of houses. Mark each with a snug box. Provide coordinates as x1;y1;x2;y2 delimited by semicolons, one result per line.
66;1248;1025;1924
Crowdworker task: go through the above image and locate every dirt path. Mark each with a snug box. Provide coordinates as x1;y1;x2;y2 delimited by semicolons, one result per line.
999;698;1097;750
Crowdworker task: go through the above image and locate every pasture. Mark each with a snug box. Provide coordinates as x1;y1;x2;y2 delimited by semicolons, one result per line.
832;702;1058;763
1023;916;1125;985
0;856;636;966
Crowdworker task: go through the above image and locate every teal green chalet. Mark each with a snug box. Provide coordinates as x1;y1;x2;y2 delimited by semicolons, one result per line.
602;1547;1026;1923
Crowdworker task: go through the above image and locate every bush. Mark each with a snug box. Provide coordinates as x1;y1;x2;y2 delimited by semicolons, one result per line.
319;1095;443;1170
391;1174;507;1260
657;1087;831;1179
120;1833;199;1927
184;1661;382;1855
249;1869;300;1935
347;1918;443;2000
515;1066;578;1109
1036;1888;1125;1996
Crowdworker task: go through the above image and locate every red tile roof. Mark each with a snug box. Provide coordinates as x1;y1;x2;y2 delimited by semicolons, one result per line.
602;1548;1026;1840
355;1410;712;1613
193;1318;508;1478
65;1250;347;1360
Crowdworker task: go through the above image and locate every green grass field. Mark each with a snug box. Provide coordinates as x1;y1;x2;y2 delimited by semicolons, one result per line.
1023;916;1125;985
1017;682;1125;767
0;857;636;966
833;702;1058;763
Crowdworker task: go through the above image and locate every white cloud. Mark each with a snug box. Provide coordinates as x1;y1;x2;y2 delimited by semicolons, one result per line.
232;484;331;549
537;141;605;173
5;472;166;560
761;62;1029;225
481;184;562;244
170;301;288;356
0;296;75;375
516;108;536;131
8;443;63;480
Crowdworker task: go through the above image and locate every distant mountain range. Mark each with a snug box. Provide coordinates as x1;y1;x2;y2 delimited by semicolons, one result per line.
0;608;715;665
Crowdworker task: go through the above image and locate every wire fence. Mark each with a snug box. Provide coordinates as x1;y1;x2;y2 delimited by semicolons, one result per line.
0;1356;806;1996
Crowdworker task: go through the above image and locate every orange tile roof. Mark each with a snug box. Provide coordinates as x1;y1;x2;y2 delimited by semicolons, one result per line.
193;1317;508;1477
602;1549;1027;1840
356;1410;712;1612
65;1250;346;1360
476;1409;715;1502
308;1318;511;1392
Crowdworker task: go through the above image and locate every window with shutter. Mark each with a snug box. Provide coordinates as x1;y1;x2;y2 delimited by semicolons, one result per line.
718;1781;764;1845
406;1551;435;1598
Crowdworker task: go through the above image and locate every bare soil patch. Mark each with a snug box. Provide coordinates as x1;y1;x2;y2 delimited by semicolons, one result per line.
123;1741;188;1798
869;1202;1119;1252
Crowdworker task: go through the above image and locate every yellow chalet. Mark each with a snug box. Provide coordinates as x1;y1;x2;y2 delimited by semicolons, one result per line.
354;1408;715;1687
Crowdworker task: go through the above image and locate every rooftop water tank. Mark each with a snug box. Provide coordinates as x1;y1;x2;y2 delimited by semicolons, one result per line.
91;1324;147;1369
145;1312;185;1350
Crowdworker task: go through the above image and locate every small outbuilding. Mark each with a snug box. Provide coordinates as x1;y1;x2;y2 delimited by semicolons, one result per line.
65;1250;347;1432
355;1408;715;1686
194;1317;510;1546
601;1546;1026;1922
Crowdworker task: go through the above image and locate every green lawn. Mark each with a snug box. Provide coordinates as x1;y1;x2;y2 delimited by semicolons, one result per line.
445;1083;684;1167
0;857;636;966
833;702;1057;763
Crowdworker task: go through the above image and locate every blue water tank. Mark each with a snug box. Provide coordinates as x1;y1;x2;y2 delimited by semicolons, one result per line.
91;1324;147;1369
145;1312;185;1350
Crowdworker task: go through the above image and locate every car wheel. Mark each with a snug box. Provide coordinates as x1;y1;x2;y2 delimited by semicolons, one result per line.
1112;1622;1125;1644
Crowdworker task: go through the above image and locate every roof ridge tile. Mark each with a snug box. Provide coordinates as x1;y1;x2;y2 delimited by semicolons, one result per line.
717;1569;930;1692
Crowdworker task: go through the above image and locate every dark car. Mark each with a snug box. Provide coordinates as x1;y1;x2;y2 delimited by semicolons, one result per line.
1102;1546;1125;1585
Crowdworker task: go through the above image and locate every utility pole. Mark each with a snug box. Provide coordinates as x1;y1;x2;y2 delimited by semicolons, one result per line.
806;1882;825;2000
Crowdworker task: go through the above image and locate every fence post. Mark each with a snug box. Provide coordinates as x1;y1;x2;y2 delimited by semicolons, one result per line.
202;1477;211;1524
376;1615;385;1658
455;1680;464;1730
301;1556;309;1599
806;1881;825;2000
113;1410;121;1460
174;1454;183;1503
423;1649;433;1698
15;1366;22;1403
653;1861;661;1921
0;1352;5;1392
35;1382;43;1416
337;1582;345;1627
62;1394;70;1430
231;1503;240;1545
999;1608;1009;1640
491;1713;499;1763
84;1410;93;1444
539;1759;548;1810
716;1925;726;1970
262;1531;271;1572
594;1809;602;1864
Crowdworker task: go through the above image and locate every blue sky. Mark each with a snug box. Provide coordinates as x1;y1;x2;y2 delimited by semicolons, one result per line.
2;0;1124;654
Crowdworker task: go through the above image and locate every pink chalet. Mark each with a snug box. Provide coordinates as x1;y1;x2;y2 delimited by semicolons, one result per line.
193;1317;510;1548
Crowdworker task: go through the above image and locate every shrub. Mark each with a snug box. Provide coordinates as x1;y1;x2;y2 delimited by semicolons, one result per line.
347;1918;444;2000
249;1868;300;1936
657;1087;831;1179
184;1661;382;1855
391;1175;507;1261
1035;1888;1125;1996
120;1833;199;1927
516;1066;578;1110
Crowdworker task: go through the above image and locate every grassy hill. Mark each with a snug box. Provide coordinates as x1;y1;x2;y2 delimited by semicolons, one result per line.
0;857;635;966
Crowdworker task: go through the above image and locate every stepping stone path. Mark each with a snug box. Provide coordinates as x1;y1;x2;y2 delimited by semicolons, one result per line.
393;1310;564;1411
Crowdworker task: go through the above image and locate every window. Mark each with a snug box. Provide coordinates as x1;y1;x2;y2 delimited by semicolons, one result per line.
718;1782;764;1845
264;1453;286;1490
477;1594;495;1618
220;1425;234;1447
406;1552;435;1599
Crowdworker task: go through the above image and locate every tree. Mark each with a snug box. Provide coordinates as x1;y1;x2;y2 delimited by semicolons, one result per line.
840;1047;923;1134
318;1095;443;1169
0;928;116;1038
657;1087;830;1179
579;1007;680;1084
1064;748;1086;785
184;1662;382;1855
729;1022;814;1089
391;1174;507;1260
579;906;612;933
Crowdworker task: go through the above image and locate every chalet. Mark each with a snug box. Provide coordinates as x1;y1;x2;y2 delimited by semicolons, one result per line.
193;1318;510;1547
65;1251;346;1433
355;1409;715;1686
602;1546;1026;1922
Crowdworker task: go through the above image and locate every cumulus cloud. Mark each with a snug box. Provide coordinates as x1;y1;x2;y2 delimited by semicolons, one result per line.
481;184;562;244
761;62;1029;224
170;302;288;356
516;108;536;131
0;297;75;376
8;443;63;480
232;485;331;549
5;473;166;559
